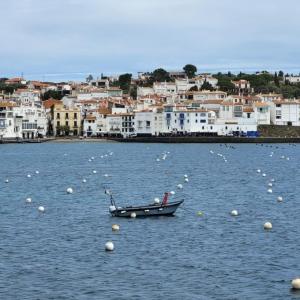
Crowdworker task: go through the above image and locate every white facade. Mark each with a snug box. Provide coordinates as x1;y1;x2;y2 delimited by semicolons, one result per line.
285;76;300;84
0;103;47;139
270;101;300;126
137;87;155;97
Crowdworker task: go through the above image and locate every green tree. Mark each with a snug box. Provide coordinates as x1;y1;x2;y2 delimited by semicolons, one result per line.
189;85;198;91
213;73;235;92
183;64;197;78
152;68;170;82
201;80;214;91
43;90;63;100
86;74;93;82
118;73;132;93
278;70;284;78
0;83;26;94
274;72;280;87
130;85;137;99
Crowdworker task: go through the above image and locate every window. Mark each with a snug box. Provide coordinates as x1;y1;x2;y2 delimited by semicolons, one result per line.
66;113;69;119
74;121;77;127
195;119;198;123
247;113;251;119
200;120;206;123
146;121;151;127
200;113;206;117
196;113;198;117
66;121;69;126
276;104;281;108
74;113;77;118
57;113;60;119
57;121;60;126
202;126;204;130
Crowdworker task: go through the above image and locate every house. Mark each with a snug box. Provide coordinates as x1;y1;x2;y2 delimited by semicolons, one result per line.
52;103;81;136
270;100;300;126
0;102;22;139
256;93;282;102
285;76;300;84
232;80;251;94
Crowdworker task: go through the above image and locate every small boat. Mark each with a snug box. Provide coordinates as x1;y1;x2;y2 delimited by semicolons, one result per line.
106;191;184;218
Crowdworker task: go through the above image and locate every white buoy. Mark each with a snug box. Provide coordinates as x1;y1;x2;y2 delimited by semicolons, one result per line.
264;222;272;230
277;196;283;202
112;224;120;231
130;212;137;218
262;173;266;177
170;191;175;195
286;157;290;161
292;278;300;290
268;189;273;194
88;159;92;162
257;169;261;173
100;155;104;158
82;179;87;183
38;206;45;213
281;155;285;159
268;183;273;187
93;170;97;174
271;178;275;182
154;198;160;204
26;197;32;203
105;241;114;251
231;210;238;216
184;178;189;183
27;174;31;178
5;179;9;183
91;156;95;160
184;174;188;178
104;174;109;177
177;184;183;189
156;158;160;162
67;187;73;194
35;170;39;174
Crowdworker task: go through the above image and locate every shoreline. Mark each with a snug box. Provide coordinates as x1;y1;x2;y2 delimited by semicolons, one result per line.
1;136;300;144
107;136;300;144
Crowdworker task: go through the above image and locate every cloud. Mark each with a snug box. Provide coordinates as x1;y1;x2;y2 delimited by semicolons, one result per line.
1;0;300;80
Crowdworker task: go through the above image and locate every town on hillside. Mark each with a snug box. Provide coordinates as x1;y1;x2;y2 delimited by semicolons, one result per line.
1;65;300;140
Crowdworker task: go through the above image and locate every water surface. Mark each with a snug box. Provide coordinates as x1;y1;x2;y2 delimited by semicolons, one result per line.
0;142;300;299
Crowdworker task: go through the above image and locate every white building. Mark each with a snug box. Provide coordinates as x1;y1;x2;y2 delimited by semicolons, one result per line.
270;100;300;126
285;76;300;84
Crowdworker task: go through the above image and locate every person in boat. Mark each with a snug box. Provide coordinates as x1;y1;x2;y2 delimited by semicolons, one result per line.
162;192;170;206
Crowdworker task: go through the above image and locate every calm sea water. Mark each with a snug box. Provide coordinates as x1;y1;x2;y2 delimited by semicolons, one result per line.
1;142;300;300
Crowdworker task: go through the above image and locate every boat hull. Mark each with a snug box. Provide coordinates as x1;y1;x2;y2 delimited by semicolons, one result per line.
110;200;184;217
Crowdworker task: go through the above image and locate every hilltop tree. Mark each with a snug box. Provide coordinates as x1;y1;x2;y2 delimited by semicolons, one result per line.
43;90;63;100
118;73;132;93
152;68;170;82
274;72;280;87
183;64;197;78
278;70;284;78
201;80;214;91
86;74;93;83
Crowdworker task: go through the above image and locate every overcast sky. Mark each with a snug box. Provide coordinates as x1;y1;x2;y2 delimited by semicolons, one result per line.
1;0;300;80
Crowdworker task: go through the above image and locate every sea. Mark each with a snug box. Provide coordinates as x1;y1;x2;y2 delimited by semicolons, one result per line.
0;142;300;300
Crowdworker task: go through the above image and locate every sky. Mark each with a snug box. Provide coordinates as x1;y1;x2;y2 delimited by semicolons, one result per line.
1;0;300;81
